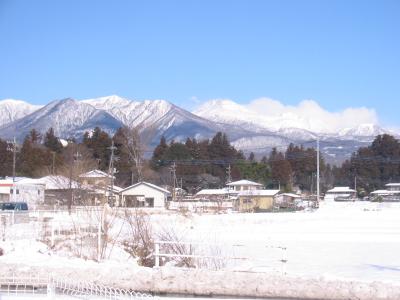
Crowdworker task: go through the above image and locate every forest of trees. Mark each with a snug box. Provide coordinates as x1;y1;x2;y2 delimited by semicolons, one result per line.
1;126;400;196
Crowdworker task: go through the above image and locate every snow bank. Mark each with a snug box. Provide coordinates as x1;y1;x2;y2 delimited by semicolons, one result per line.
1;263;400;300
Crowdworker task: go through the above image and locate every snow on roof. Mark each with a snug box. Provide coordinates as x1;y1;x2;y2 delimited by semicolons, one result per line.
196;189;229;196
41;175;79;190
121;181;171;194
16;178;45;185
281;193;301;198
326;187;356;193
239;189;280;197
385;183;400;187
227;180;263;186
370;189;400;195
79;169;112;178
89;185;124;194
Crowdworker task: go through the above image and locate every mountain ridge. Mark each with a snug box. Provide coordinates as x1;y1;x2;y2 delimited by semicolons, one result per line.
0;95;396;164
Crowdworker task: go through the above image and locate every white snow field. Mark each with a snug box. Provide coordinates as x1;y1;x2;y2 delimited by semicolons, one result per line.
1;201;400;299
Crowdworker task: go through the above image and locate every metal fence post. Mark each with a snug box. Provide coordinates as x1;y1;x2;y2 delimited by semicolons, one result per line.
281;246;287;275
97;221;101;262
155;242;160;267
51;222;55;247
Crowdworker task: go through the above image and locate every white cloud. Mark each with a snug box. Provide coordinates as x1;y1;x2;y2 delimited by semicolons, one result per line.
194;97;379;134
244;97;379;133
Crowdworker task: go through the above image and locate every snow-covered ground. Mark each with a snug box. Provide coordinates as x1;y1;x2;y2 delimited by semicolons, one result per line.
1;201;400;299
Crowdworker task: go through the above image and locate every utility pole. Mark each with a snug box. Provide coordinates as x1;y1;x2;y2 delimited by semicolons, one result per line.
317;138;320;204
7;137;18;183
108;140;117;207
6;137;18;202
12;137;17;182
170;162;177;201
51;151;56;175
68;144;81;214
226;164;232;184
354;175;357;193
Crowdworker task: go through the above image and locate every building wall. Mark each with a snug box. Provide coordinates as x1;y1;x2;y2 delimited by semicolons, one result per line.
121;184;167;208
81;177;108;186
9;184;45;208
238;196;274;212
234;185;261;192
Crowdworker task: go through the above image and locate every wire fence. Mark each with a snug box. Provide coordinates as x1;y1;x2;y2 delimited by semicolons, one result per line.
0;273;155;299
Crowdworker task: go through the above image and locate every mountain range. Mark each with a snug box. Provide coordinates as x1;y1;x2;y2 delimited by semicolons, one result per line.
0;95;395;164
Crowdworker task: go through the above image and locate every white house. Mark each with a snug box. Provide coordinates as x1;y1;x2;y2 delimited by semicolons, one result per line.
324;187;357;202
370;183;400;201
79;169;113;186
0;178;45;207
385;183;400;192
226;180;263;192
120;182;170;208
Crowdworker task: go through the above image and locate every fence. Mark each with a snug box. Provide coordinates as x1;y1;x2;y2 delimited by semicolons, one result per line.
0;274;155;299
153;240;288;274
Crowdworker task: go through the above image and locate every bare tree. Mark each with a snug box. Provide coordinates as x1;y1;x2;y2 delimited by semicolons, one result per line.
122;209;154;267
115;126;145;184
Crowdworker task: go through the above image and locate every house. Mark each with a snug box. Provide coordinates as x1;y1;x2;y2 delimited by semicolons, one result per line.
91;185;123;206
370;183;400;202
120;182;171;208
275;193;302;209
238;189;280;212
0;178;45;207
385;183;400;192
227;180;263;192
79;169;113;187
324;187;357;202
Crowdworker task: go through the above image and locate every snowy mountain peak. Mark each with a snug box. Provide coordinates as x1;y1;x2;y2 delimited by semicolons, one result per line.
81;95;132;110
0;98;41;127
339;123;389;137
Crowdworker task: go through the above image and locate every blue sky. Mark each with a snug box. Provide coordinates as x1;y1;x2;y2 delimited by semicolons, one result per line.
0;0;399;127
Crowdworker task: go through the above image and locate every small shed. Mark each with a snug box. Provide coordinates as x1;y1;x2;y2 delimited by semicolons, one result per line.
275;193;301;208
120;182;170;208
324;187;356;202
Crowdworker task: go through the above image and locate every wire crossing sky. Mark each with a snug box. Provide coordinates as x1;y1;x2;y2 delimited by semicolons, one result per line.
0;0;399;127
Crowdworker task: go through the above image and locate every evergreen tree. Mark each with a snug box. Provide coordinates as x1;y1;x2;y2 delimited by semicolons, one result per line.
82;127;112;171
269;147;292;190
0;139;13;177
44;127;63;153
18;132;51;177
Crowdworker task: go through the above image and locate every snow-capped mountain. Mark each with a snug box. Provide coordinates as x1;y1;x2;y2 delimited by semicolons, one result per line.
338;123;390;139
82;95;176;129
0;99;41;127
0;95;397;164
81;95;256;145
0;98;123;141
0;96;254;149
193;99;392;141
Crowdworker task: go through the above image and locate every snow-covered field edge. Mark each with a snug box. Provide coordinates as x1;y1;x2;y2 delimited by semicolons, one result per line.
1;263;400;300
